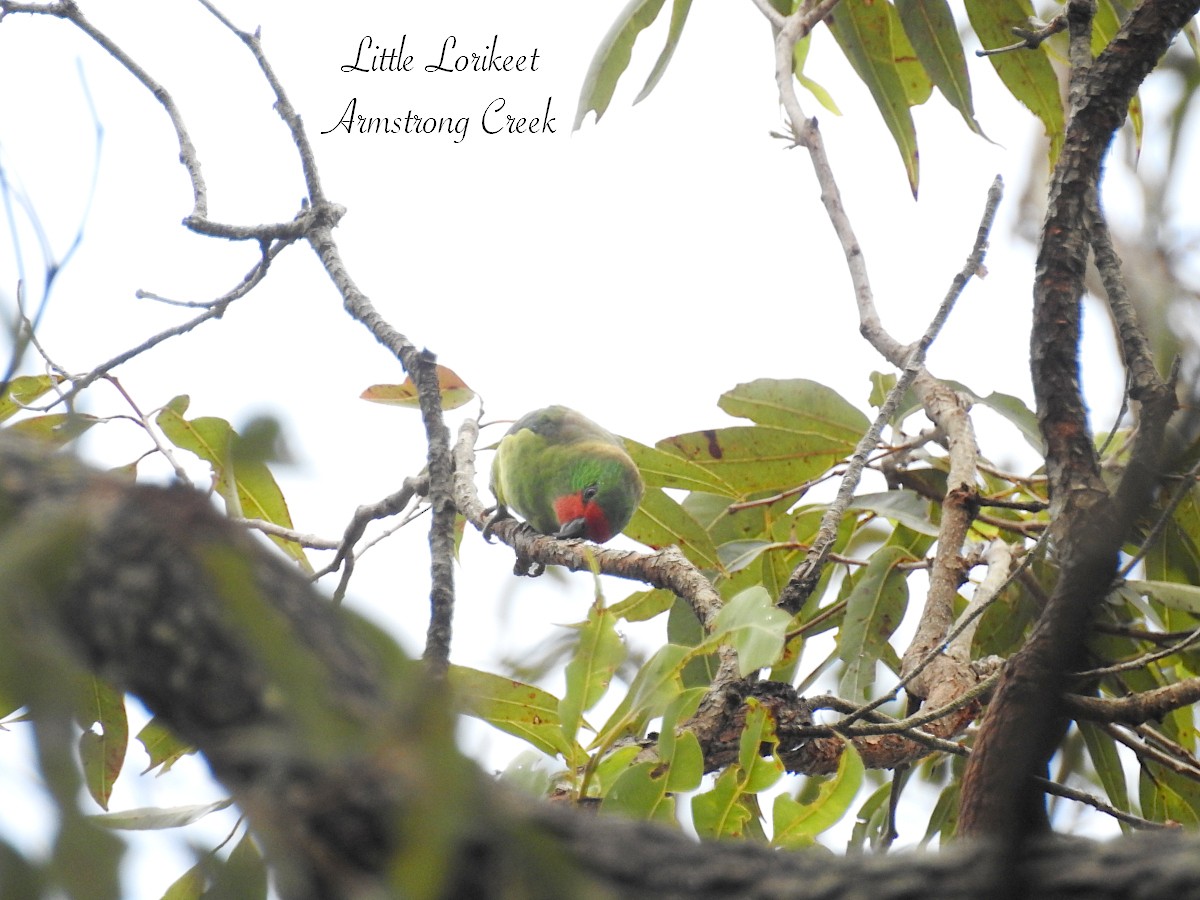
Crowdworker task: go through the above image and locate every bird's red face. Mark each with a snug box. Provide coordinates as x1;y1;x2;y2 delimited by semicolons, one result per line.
553;488;613;543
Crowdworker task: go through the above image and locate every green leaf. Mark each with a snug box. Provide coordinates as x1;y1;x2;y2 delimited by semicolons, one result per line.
657;688;706;793
155;406;310;572
688;700;783;839
575;0;669;129
0;374;64;422
851;490;938;536
719;378;870;442
624;487;722;570
658;426;850;497
90;798;234;831
827;0;921;196
206;832;267;900
498;750;555;797
625;438;738;496
77;678;128;811
449;665;584;761
838;545;913;698
888;2;934;106
849;781;894;851
920;782;961;846
601;761;676;822
793;33;842;114
136;717;196;774
886;521;935;558
687;490;788;546
965;0;1065;162
692;767;754;840
712;586;790;676
594;644;688;749
1079;720;1130;831
559;601;626;750
737;699;784;794
896;0;984;135
1141;761;1200;826
161;862;206;900
716;539;776;574
8;413;98;447
591;744;643;796
1123;580;1200;616
665;730;704;793
772;741;865;848
657;687;706;762
634;0;694;104
608;587;676;623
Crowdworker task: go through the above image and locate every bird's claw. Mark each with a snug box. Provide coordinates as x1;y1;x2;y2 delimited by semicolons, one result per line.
482;504;510;543
513;552;545;577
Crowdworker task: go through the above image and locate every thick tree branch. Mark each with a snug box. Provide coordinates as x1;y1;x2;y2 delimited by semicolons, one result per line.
6;431;1200;896
1069;678;1200;725
959;0;1197;842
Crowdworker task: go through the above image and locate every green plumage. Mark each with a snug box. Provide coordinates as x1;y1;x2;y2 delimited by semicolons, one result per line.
490;406;644;543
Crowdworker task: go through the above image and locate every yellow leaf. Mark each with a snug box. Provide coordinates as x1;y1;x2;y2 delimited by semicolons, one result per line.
360;365;475;411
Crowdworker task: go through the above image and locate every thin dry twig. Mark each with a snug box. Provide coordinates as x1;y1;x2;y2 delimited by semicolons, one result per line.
976;14;1068;57
189;4;458;675
5;0;462;675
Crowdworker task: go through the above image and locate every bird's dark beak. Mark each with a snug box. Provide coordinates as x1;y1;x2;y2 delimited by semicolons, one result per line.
554;517;587;540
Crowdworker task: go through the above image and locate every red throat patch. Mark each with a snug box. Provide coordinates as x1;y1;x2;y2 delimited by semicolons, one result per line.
554;492;613;543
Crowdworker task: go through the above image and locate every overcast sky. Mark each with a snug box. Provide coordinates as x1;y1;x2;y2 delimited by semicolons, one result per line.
3;0;1186;894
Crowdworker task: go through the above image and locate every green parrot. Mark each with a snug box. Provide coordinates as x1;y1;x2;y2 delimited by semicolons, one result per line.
489;406;644;543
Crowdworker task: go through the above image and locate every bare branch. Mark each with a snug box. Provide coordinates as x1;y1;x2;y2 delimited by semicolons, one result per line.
976;14;1067;57
0;0;208;217
231;517;340;551
310;475;430;602
960;0;1200;841
56;239;286;404
1069;678;1200;726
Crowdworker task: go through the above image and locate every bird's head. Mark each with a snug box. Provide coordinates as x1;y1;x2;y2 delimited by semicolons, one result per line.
552;455;643;543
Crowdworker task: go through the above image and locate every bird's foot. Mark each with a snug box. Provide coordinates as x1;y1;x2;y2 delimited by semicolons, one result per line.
482;504;510;543
513;554;546;577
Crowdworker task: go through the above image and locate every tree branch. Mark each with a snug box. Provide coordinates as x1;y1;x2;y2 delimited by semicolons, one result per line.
959;0;1198;842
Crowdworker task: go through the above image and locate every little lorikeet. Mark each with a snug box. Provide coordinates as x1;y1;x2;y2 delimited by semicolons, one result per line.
490;406;644;543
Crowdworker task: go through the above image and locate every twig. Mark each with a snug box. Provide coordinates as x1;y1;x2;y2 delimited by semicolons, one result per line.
1075;623;1200;680
310;476;429;601
976;14;1067;57
776;177;1004;614
192;3;458;675
1;0;209;217
946;541;1014;662
1069;678;1200;727
231;517;340;550
104;377;191;484
830;669;1000;738
842;529;1051;728
1136;723;1200;771
799;694;969;757
1103;723;1200;781
1031;774;1171;831
1094;622;1200;645
1117;455;1200;579
52;239;285;405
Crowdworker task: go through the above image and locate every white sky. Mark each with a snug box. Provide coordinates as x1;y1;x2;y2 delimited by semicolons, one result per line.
2;0;1192;895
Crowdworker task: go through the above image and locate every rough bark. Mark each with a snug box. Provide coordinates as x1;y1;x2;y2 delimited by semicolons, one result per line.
1;434;1199;898
957;0;1195;842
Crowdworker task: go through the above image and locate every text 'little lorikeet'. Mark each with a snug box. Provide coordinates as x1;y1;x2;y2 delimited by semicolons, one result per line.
490;406;644;543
